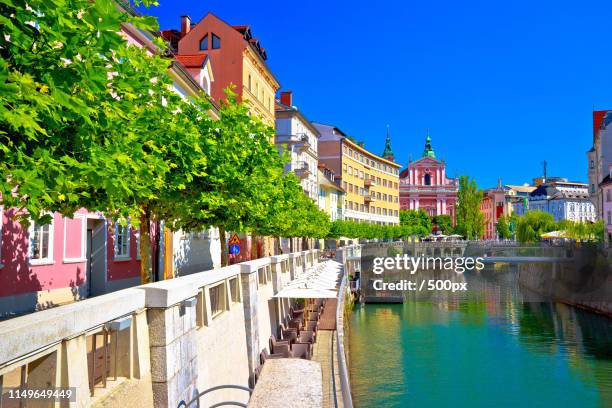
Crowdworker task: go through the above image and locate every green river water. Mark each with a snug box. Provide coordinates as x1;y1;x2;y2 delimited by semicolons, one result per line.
349;265;612;408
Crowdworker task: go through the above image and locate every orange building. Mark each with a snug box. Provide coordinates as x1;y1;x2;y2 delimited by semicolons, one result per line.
161;13;280;125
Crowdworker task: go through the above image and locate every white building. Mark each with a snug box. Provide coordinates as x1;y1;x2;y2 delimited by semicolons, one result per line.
317;165;345;221
275;91;319;201
529;181;596;222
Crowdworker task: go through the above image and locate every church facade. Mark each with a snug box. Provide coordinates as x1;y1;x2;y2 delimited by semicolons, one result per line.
399;134;458;222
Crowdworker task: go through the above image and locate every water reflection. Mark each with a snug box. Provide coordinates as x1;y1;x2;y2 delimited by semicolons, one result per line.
349;265;612;408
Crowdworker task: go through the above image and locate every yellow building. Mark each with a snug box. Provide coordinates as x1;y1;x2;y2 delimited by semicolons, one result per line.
315;123;401;225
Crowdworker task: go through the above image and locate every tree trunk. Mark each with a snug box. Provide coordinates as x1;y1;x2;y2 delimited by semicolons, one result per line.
219;225;228;267
140;208;153;284
289;237;294;253
276;237;281;255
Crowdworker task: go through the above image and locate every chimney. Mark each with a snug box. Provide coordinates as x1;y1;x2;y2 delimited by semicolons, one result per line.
280;91;293;107
181;15;191;37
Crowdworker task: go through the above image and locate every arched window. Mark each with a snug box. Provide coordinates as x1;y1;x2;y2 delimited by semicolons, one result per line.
212;33;221;49
199;35;208;51
424;173;431;186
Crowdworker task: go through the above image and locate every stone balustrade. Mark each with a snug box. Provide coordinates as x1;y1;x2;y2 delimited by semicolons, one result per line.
0;248;330;408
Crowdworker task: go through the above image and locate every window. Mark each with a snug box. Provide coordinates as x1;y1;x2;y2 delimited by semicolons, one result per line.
114;223;130;259
424;173;431;186
607;190;611;202
30;220;53;264
590;160;594;169
248;74;252;90
348;166;352;175
212;33;221;49
199;35;208;50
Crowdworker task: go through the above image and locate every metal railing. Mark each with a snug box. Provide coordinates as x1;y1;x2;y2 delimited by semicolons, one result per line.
177;384;253;408
335;271;354;408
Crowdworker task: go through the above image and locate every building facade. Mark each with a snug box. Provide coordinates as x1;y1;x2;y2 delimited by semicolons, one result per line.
599;165;612;242
317;165;345;221
587;110;612;219
480;180;512;240
507;184;537;216
399;134;457;221
163;13;280;125
528;181;596;222
315;123;401;225
275;91;319;200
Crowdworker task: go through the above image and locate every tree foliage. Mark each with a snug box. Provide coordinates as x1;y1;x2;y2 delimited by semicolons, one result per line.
455;176;484;239
400;209;432;236
432;214;453;235
515;211;555;243
0;0;333;273
496;216;511;240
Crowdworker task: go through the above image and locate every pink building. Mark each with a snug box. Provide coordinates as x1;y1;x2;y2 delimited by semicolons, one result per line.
600;165;612;242
480;184;506;240
0;207;146;317
399;134;457;222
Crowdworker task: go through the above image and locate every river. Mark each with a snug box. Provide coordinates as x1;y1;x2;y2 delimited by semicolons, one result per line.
349;264;612;407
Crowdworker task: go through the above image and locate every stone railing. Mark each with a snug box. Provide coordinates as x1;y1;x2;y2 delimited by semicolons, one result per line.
0;248;324;408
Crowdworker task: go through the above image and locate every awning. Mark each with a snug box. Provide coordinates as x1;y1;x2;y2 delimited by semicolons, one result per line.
273;287;337;299
541;230;567;239
274;260;343;298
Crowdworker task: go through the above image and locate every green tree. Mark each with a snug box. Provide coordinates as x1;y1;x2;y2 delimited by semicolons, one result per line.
496;216;511;240
399;209;432;236
455;176;484;239
557;219;604;242
0;0;166;226
516;211;555;243
432;214;453;235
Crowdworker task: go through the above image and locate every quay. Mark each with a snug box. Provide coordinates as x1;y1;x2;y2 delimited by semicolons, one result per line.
0;246;362;408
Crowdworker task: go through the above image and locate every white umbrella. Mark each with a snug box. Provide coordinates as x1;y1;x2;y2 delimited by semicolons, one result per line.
273;287;337;299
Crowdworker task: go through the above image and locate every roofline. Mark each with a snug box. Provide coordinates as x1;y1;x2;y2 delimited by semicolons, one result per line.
169;60;220;112
342;137;402;168
275;102;321;137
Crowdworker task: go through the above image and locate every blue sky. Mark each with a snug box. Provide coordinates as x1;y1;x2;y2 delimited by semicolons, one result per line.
139;0;612;188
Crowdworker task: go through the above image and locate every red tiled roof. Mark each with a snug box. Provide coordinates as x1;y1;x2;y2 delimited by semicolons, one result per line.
594;110;608;140
233;25;249;33
175;54;208;68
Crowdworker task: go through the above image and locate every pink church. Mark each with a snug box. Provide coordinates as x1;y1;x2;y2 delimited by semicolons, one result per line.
399;134;458;222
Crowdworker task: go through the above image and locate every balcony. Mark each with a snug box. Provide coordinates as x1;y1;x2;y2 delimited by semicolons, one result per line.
294;161;311;179
296;134;311;153
364;178;375;187
364;192;376;202
275;133;312;154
